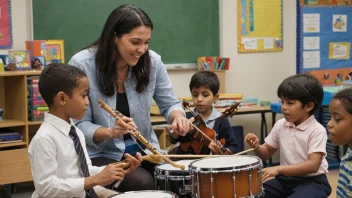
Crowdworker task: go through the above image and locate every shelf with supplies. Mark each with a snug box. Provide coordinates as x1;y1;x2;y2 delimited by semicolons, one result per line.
0;70;43;185
0;119;26;128
28;121;43;125
0;141;27;149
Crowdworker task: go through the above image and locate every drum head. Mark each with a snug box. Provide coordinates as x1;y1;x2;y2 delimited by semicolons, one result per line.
191;156;260;169
112;190;177;198
157;160;194;171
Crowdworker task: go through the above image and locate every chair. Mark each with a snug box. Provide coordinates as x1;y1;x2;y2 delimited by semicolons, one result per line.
231;125;244;152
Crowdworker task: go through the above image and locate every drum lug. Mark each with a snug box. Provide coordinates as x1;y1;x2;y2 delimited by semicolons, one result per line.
211;172;214;198
259;168;263;189
165;171;169;191
232;174;236;198
191;173;195;196
181;177;185;194
154;172;157;190
197;172;200;198
249;170;252;197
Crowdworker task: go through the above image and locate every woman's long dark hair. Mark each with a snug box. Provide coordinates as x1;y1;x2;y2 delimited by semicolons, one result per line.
85;5;153;96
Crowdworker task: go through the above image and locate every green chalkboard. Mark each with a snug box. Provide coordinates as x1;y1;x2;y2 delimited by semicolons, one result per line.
33;0;219;64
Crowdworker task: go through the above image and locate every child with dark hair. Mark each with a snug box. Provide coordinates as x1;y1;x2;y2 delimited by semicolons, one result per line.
327;88;352;198
246;74;331;198
28;63;142;198
170;70;239;155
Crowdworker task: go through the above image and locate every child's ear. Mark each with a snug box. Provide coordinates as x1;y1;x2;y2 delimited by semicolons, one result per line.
56;91;67;105
214;93;220;101
305;102;314;113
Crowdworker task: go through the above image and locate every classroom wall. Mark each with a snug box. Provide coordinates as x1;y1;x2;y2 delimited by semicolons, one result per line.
169;0;296;98
0;0;32;54
13;0;295;161
168;0;296;160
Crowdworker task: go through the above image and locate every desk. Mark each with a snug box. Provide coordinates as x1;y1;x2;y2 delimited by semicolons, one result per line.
151;115;167;125
151;107;275;142
151;106;276;166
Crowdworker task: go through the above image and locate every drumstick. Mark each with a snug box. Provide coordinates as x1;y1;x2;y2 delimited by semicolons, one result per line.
233;148;255;156
112;154;164;168
152;147;259;159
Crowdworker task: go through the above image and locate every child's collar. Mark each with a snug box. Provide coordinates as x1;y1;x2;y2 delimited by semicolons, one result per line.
192;106;221;122
44;112;74;136
284;115;316;131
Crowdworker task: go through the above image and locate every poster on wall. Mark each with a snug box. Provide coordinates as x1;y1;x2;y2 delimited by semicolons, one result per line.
303;14;320;33
0;0;12;48
237;0;283;53
297;3;352;74
332;14;347;32
328;42;350;59
297;0;352;86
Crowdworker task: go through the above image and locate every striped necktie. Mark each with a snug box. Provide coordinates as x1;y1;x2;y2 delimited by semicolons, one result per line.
69;126;97;198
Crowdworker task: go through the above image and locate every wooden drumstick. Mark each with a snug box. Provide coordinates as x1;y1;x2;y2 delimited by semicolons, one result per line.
98;100;185;170
112;155;164;169
233;147;256;156
148;147;259;159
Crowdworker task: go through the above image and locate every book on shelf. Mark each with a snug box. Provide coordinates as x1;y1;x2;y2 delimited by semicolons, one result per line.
0;132;22;142
0;139;23;144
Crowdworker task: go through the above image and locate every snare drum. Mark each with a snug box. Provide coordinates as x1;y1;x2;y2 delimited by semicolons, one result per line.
189;156;263;198
110;190;178;198
155;160;194;198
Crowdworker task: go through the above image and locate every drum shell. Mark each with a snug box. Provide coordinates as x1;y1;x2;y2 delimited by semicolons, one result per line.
154;160;194;198
189;156;263;198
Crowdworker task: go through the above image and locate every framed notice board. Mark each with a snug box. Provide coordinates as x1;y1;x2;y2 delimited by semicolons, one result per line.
237;0;283;53
297;0;352;84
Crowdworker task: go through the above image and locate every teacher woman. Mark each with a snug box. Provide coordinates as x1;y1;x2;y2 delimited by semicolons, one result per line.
68;4;191;192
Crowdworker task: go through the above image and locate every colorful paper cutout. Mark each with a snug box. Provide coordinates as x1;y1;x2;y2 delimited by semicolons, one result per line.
328;42;350;59
0;0;12;48
237;0;283;53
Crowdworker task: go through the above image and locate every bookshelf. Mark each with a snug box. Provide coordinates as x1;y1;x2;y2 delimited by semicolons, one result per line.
0;71;42;185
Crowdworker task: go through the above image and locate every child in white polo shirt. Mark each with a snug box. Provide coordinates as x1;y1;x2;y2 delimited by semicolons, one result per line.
246;74;331;198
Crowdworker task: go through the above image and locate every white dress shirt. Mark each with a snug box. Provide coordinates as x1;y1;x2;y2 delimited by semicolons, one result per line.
28;112;105;198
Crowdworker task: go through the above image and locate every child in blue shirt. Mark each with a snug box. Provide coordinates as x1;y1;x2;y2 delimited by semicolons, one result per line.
327;87;352;198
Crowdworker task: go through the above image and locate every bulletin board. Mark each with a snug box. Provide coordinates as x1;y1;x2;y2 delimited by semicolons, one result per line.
0;0;12;49
237;0;283;53
297;0;352;77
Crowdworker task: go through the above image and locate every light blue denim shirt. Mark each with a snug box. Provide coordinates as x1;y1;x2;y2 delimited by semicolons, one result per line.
68;49;184;161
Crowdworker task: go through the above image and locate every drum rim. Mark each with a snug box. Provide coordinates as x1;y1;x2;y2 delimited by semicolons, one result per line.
155;167;190;175
154;160;193;175
156;175;192;180
189;155;262;171
189;163;262;173
114;190;178;196
155;160;194;171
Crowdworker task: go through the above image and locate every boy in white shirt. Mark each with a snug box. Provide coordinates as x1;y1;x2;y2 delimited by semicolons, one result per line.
28;63;142;198
246;74;331;198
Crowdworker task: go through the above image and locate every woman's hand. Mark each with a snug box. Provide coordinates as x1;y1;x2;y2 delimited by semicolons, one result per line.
170;117;194;136
108;116;137;138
